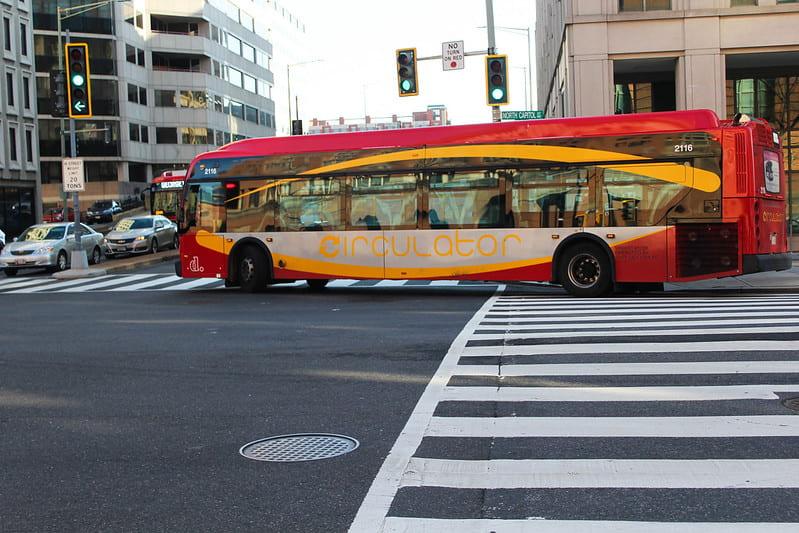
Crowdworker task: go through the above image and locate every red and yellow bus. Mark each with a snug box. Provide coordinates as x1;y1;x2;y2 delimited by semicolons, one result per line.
175;110;789;296
147;170;187;222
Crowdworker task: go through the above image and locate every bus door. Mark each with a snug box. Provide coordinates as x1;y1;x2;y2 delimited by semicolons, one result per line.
181;181;227;278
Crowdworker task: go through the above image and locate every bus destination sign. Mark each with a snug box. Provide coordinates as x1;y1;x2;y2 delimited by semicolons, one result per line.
501;110;545;120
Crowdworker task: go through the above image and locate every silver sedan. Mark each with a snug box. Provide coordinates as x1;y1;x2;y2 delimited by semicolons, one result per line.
0;223;105;276
104;216;178;257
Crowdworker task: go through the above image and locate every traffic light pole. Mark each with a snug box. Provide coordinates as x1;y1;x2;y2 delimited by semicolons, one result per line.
485;0;501;123
57;9;68;224
64;29;88;270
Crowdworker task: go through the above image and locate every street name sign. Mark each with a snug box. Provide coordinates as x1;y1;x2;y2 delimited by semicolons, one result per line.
62;158;85;192
442;40;464;71
502;110;545;120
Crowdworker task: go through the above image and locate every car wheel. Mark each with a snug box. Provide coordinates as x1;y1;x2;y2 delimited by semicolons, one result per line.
307;279;329;291
90;246;102;265
151;238;158;254
4;268;18;277
55;251;68;272
238;245;269;293
172;234;179;250
558;242;612;297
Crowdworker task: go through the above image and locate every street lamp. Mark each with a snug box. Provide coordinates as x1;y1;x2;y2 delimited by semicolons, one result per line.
286;59;322;134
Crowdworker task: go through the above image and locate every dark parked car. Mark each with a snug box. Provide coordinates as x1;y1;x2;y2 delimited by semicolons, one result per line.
87;200;122;223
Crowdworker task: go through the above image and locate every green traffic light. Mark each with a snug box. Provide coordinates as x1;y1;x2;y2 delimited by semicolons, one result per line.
491;88;504;101
71;73;85;87
401;79;413;92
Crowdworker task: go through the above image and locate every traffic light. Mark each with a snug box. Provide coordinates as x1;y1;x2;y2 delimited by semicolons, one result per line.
49;70;67;118
485;54;509;106
65;43;92;118
396;48;418;97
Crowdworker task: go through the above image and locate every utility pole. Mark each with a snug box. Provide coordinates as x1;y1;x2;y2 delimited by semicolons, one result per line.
57;7;68;224
485;0;501;123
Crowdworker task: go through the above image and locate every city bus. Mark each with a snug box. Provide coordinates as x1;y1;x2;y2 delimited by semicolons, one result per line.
175;110;790;296
146;170;186;222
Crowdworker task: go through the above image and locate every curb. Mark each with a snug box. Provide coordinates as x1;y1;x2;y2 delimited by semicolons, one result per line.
101;251;179;274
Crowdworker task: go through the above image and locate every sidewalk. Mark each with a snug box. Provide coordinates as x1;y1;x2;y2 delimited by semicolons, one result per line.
666;262;799;292
100;249;178;274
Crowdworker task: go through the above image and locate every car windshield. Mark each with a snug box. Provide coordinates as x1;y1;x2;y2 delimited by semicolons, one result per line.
115;218;153;231
93;201;113;209
19;226;65;241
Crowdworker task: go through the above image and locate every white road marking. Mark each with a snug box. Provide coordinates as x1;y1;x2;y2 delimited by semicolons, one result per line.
480;311;799;323
347;289;504;533
440;385;799;402
476;317;799;331
8;276;116;293
169;277;223;290
108;275;181;291
400;457;799;489
427;415;799;438
382;517;799;533
58;274;154;292
452;361;799;376
0;277;60;290
469;325;799;340
462;341;799;357
487;304;799;315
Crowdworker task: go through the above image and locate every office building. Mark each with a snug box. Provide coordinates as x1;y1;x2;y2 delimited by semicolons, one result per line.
33;0;278;208
1;0;39;237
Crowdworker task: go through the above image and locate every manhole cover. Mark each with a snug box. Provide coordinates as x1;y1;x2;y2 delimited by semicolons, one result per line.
239;433;359;462
783;398;799;413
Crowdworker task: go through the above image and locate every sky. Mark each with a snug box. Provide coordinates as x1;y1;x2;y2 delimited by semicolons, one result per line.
287;0;536;127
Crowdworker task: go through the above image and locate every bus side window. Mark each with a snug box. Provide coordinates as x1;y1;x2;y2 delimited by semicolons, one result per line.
512;167;595;228
182;185;200;230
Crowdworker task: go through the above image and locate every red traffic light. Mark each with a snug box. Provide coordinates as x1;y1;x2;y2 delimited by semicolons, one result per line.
70;48;83;61
490;59;503;73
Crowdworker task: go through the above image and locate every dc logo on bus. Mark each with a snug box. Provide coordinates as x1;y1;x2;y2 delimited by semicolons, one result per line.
189;256;205;273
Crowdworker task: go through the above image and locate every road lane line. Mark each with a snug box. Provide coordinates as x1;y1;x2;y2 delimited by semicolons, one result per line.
439;385;799;402
427;415;799;438
383;517;799;532
348;287;504;533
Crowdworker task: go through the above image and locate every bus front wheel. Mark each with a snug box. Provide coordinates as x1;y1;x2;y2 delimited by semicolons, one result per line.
239;245;269;293
558;242;612;298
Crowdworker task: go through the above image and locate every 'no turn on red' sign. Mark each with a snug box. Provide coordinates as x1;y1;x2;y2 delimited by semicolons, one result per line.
442;40;464;71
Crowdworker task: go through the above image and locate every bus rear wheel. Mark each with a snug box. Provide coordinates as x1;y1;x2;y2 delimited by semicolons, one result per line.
307;279;329;291
238;245;269;293
559;242;612;297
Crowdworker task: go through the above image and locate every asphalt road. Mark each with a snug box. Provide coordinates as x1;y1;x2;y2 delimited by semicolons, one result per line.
0;281;496;532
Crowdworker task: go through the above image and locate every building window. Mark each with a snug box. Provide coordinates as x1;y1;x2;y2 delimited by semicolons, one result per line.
126;43;136;63
19;22;27;56
245;105;258;123
8;124;17;161
6;71;14;107
127;82;138;103
619;0;671;10
243;74;256;93
22;76;30;109
180;127;208;144
155;127;177;144
154;89;176;107
141;125;149;143
139;86;147;105
24;128;33;163
129;122;140;142
731;0;756;5
230;100;244;119
3;17;11;52
137;48;145;66
179;90;207;109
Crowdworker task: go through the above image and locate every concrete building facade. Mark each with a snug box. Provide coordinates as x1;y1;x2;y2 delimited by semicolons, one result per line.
1;0;39;238
535;0;799;243
33;0;278;208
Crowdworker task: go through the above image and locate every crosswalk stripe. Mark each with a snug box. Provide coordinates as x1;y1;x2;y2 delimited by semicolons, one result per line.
481;311;799;323
462;340;799;357
476;317;799;331
9;275;119;293
487;304;799;315
469;325;799;341
492;296;799;306
451;361;799;376
427;415;799;438
440;385;799;402
58;274;155;292
108;275;182;291
0;277;60;291
169;277;224;290
400;457;799;489
382;518;799;533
